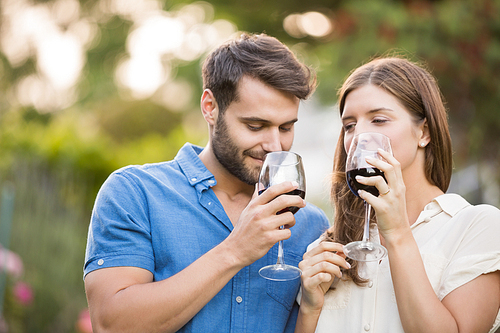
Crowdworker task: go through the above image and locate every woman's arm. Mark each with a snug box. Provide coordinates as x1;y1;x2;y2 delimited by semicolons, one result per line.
359;149;500;333
386;230;500;333
295;241;351;333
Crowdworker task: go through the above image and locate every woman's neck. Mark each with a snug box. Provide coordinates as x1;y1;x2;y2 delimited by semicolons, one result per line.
404;178;444;226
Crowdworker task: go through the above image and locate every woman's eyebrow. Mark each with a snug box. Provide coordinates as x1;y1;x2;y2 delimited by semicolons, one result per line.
341;108;394;121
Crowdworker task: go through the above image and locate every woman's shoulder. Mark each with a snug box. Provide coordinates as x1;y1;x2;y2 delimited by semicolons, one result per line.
438;193;500;220
461;200;500;221
453;197;500;237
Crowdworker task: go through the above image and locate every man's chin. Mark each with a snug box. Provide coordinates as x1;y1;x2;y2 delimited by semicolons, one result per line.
240;167;260;186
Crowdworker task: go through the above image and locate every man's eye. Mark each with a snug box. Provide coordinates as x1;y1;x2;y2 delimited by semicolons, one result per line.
247;124;262;131
280;126;293;132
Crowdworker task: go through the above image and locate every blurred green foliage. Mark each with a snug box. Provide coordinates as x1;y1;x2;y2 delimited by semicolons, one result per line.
0;0;499;331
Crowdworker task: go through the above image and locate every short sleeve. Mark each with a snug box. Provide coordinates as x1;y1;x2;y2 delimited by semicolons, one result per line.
84;169;155;277
437;204;500;300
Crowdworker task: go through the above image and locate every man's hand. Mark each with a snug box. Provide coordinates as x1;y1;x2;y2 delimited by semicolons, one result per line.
225;181;306;266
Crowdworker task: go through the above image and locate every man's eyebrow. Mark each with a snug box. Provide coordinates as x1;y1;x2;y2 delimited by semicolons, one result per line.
341;108;394;121
239;116;271;123
239;117;298;125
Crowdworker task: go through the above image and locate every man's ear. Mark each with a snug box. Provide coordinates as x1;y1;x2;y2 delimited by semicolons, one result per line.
201;89;218;125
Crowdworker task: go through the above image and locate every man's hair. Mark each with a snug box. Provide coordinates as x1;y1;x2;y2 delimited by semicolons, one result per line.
202;33;316;113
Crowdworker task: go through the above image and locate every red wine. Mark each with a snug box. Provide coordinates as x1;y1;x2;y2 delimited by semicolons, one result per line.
258;189;306;214
346;168;386;197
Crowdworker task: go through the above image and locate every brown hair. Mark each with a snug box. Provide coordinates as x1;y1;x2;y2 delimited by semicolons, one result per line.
201;33;316;113
326;57;453;285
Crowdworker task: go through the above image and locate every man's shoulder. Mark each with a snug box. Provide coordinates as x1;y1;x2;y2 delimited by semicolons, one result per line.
296;202;330;231
301;202;329;219
105;161;178;186
109;142;201;179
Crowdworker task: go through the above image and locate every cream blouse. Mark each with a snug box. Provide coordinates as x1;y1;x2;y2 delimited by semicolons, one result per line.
300;193;500;333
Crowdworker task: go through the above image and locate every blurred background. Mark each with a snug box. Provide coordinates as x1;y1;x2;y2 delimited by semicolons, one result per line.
0;0;499;331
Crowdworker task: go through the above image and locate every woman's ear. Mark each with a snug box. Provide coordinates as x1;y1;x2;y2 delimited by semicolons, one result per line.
418;118;431;148
201;89;218;125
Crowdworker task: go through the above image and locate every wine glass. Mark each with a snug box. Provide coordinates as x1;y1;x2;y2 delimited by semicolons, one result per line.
258;151;305;281
343;132;393;262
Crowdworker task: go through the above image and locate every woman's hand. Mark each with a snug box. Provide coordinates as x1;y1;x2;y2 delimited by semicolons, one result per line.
355;149;410;242
298;241;351;312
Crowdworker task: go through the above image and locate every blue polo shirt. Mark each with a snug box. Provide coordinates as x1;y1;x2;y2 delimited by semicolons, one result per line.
84;143;329;332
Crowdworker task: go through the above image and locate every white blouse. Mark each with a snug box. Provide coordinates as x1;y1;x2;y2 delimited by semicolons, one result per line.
301;193;500;333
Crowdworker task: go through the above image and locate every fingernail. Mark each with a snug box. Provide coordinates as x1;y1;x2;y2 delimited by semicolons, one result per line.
346;262;351;269
291;181;298;187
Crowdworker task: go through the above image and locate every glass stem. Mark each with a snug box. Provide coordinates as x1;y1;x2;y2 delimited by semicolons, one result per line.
363;201;371;243
276;225;285;266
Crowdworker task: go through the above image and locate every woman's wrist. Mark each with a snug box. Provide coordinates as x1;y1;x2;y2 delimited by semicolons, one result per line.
382;226;414;252
299;302;323;317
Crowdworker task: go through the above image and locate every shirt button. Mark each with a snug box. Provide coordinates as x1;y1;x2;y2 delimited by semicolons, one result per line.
364;324;371;331
191;178;197;182
236;296;243;303
368;280;373;288
208;180;215;184
98;259;104;266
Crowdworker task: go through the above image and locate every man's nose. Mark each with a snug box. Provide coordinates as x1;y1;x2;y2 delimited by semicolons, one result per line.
262;128;282;152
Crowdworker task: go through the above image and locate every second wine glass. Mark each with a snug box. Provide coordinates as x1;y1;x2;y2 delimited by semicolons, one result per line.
343;132;393;262
258;151;305;281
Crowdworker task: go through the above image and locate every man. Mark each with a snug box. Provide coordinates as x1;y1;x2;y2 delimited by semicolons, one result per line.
84;33;329;332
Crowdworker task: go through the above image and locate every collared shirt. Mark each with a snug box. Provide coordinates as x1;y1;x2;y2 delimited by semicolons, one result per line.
84;143;330;332
306;193;500;333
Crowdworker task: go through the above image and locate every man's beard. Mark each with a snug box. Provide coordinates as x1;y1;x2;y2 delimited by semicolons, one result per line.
211;116;265;185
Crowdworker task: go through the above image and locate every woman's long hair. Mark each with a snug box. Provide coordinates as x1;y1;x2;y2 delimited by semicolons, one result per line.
325;57;453;285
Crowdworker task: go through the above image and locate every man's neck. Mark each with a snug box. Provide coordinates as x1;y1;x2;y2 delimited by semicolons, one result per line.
198;144;254;199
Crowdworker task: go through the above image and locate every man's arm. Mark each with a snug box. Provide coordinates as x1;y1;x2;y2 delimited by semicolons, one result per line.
85;240;244;333
85;181;305;333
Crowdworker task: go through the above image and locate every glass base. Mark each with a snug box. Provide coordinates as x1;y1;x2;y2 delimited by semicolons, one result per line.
259;264;302;281
343;241;387;262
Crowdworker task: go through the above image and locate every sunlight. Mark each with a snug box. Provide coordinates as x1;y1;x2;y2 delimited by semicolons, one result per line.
50;0;80;27
0;0;236;110
115;2;235;100
37;32;84;90
115;55;168;99
101;0;162;22
153;79;194;112
283;11;333;39
283;14;308;39
127;14;185;57
0;0;84;111
16;74;78;111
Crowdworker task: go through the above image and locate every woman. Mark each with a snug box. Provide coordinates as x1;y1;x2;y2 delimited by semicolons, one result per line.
296;57;500;333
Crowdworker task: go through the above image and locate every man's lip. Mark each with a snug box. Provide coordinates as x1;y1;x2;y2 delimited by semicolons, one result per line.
251;156;264;163
246;152;265;161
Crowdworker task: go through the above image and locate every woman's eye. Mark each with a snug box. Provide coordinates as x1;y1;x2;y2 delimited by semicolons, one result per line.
373;118;388;124
343;123;355;132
